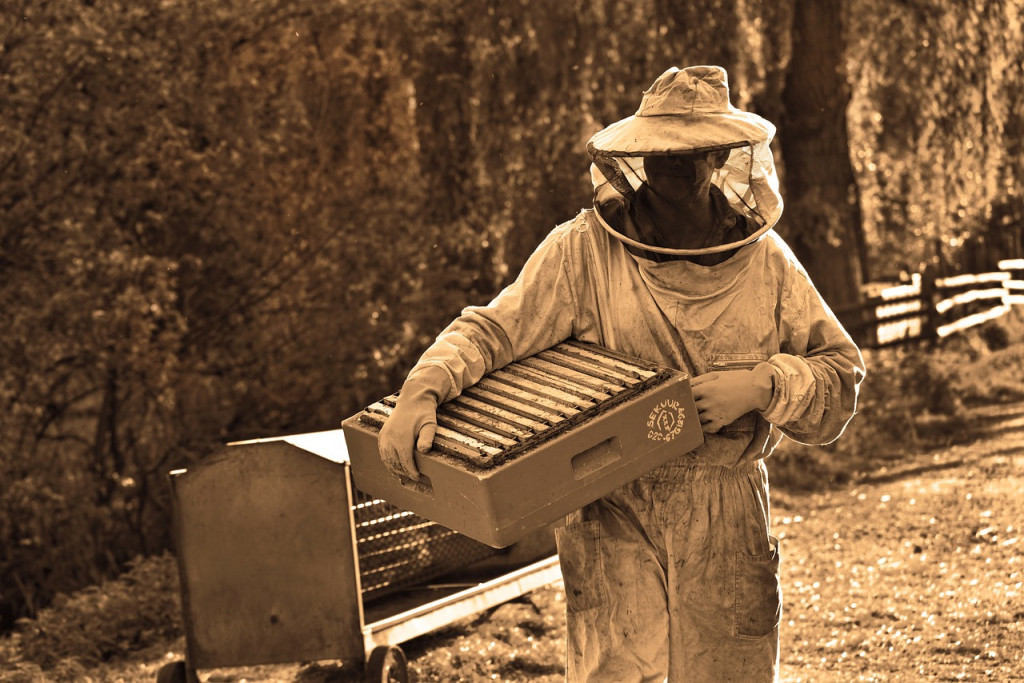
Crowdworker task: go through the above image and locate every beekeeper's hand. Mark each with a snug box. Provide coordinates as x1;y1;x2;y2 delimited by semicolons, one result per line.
378;365;450;480
691;362;774;434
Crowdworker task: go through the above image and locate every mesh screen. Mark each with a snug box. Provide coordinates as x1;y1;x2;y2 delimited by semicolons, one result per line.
593;141;780;233
352;488;499;603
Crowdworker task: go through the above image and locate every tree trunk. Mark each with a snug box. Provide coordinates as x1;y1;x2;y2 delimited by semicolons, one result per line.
780;0;866;310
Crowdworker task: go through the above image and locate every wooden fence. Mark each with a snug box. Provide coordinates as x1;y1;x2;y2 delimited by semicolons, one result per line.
837;259;1024;348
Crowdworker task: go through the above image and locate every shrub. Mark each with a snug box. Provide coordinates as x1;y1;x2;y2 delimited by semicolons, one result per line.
0;553;180;676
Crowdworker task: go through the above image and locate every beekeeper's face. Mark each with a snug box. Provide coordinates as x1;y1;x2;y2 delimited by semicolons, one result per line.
643;151;728;201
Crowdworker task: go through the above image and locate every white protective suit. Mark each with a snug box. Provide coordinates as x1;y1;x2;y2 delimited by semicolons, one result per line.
395;66;865;682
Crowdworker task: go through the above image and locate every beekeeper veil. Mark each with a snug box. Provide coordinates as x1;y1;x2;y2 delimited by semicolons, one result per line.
587;65;783;257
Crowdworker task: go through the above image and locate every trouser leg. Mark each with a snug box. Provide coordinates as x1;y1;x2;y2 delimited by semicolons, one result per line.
556;460;780;683
666;460;780;682
556;479;670;682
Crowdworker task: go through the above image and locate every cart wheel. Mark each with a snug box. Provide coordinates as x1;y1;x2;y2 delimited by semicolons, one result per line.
156;660;198;683
365;645;408;682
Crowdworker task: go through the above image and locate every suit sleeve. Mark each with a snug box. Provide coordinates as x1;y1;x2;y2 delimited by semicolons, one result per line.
406;222;580;401
760;252;866;444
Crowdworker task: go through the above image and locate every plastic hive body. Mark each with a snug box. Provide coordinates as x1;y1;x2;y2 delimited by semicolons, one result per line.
342;340;704;548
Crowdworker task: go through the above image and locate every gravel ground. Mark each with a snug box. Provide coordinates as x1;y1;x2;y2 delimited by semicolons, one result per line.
72;402;1024;681
774;401;1024;682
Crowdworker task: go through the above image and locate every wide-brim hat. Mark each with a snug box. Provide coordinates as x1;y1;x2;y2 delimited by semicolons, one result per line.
586;65;785;254
587;65;775;158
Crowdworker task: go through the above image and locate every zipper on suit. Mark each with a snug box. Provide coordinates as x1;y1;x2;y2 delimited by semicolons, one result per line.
710;359;762;370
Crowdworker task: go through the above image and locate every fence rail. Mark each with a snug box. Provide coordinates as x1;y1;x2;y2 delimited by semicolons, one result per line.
838;259;1024;348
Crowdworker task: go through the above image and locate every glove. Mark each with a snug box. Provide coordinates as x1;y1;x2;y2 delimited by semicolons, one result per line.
378;365;451;480
691;362;774;434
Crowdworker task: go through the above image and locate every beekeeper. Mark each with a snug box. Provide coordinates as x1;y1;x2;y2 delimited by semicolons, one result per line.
378;65;865;682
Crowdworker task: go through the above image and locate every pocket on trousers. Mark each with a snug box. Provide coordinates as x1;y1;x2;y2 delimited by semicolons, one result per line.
734;535;781;638
555;520;608;613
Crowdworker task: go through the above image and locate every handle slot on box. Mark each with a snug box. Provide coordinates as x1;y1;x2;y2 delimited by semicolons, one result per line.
399;473;433;495
570;438;621;480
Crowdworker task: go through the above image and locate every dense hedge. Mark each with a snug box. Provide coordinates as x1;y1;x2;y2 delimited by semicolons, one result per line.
847;0;1024;274
0;0;783;629
2;0;1022;629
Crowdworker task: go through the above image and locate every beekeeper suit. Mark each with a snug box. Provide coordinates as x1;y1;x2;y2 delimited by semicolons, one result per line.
379;65;865;682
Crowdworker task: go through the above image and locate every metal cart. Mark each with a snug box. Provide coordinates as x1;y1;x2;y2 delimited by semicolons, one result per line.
156;429;561;683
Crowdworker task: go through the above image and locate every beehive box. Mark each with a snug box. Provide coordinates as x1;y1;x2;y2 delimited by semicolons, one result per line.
342;341;703;547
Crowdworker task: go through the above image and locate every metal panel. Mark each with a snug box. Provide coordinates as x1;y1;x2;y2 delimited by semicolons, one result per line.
351;489;498;603
170;440;364;669
364;555;562;652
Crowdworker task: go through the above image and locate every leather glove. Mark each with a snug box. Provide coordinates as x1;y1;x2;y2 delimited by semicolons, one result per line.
691;362;774;434
378;365;451;480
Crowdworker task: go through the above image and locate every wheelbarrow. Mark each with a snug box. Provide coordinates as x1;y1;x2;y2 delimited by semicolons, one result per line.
156;429;560;682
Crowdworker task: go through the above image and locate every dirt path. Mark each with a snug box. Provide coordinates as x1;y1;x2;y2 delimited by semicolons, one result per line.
101;403;1024;682
775;401;1024;682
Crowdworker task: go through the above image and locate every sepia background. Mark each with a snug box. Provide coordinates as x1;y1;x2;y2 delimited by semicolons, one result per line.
2;0;1023;680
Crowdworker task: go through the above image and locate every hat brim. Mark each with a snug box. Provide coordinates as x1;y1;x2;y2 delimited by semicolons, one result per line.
588;111;775;158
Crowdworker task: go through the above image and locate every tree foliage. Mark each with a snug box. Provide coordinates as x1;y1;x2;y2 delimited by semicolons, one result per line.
847;0;1024;276
1;0;1021;630
0;0;480;626
0;0;785;628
